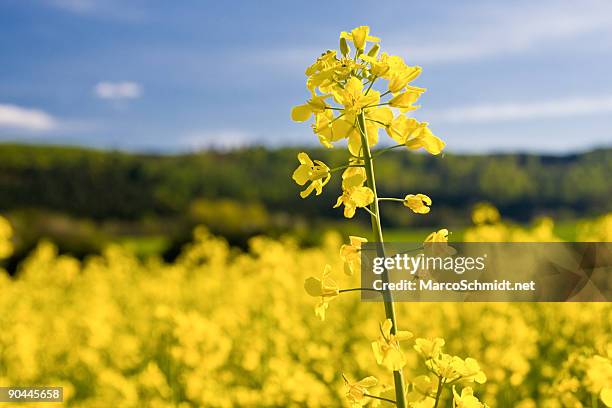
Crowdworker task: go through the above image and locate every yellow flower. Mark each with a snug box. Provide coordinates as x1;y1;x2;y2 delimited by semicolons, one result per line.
371;319;413;371
404;194;432;214
304;264;339;321
366;106;394;126
292;152;331;198
343;374;379;407
329;107;390;156
385;115;413;144
388;85;426;110
334;186;374;219
425;229;449;243
414;337;445;360
291;93;330;122
453;386;488;408
457;358;487;384
340;25;380;51
424;229;456;257
387;66;422;93
404;121;445;155
426;354;487;384
360;54;390;77
305;50;338;76
406;375;436;405
332;77;380;115
334;172;374;218
471;203;501;225
313;110;346;148
340;236;367;276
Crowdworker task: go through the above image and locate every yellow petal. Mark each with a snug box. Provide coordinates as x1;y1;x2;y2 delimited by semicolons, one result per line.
421;131;445;155
357;376;378;388
304;277;323;297
291;104;312;122
601;388;612;407
350;187;374;207
381;319;393;336
396;330;414;341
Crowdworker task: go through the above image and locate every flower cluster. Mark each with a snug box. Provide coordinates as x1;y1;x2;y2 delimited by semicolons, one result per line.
291;25;445;222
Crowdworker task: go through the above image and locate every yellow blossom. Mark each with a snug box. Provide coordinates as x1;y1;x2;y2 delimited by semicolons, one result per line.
291;93;330;122
388;86;426;110
332;77;380;115
385;115;414;144
360;54;390;77
387;66;422;93
334;171;374;218
406;375;436;405
414;337;445;360
304;264;339;321
404;121;445;155
371;319;413;371
404;194;432;214
292;152;331;198
457;358;487;384
453;386;488;408
340;25;380;51
471;202;501;225
425;229;449;243
343;374;379;407
340;236;367;276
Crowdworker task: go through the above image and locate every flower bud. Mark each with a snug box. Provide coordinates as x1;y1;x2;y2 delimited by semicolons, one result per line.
340;37;350;56
367;44;380;58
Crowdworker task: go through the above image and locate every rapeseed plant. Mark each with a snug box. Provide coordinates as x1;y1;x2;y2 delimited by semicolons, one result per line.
291;25;488;407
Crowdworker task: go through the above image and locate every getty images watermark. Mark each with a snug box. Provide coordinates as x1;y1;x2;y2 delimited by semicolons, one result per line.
371;252;535;292
361;242;611;302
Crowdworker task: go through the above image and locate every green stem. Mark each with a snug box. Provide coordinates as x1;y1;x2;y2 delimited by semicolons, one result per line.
373;144;404;158
364;76;378;95
357;111;407;408
339;288;382;294
592;393;599;408
366;394;397;405
329;164;364;173
432;376;444;408
363;206;378;218
378;198;405;203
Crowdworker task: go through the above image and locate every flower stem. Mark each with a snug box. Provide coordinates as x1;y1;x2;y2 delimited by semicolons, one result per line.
378;197;405;203
329;164;364;173
366;394;397;405
339;288;383;294
357;111;407;408
433;376;444;408
373;144;404;158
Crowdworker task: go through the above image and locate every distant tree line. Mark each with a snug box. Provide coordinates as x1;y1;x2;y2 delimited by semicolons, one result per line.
0;144;610;226
0;143;610;266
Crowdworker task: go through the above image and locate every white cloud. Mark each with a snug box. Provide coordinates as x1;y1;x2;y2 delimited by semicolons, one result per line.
180;129;252;151
94;81;143;100
0;104;58;132
428;95;612;124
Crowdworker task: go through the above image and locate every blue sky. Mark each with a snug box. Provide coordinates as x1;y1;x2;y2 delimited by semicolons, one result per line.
1;0;611;153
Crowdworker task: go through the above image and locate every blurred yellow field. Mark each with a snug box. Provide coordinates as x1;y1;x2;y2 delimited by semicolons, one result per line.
1;214;610;407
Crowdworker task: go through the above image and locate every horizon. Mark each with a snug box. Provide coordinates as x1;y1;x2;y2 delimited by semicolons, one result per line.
1;140;610;158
